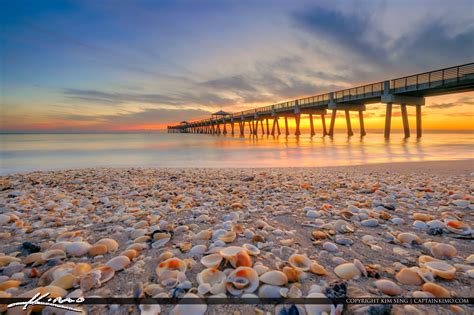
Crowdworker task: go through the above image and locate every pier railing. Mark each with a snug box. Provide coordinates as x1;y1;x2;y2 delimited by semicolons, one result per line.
168;62;474;130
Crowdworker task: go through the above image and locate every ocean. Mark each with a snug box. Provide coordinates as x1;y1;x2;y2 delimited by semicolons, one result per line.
0;131;473;174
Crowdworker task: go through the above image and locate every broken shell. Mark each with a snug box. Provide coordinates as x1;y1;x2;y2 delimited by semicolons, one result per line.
374;279;402;296
80;271;101;291
66;241;91;257
242;244;260;256
422;282;450;297
395;268;423;285
106;255;130;271
43;249;67;260
334;263;361;280
88;244;108;256
430;243;457;259
283;266;302;282
225;267;259;295
397;232;421;244
94;265;115;283
200;254;223;268
96;238;119;252
423;261;456;280
310;262;328;276
288;254;311;271
218;231;237;243
259;270;288;286
197;267;226;294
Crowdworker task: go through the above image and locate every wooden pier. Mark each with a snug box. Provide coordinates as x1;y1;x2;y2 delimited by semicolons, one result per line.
168;63;474;138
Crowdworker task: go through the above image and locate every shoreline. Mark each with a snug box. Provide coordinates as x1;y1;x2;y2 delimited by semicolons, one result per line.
1;158;473;177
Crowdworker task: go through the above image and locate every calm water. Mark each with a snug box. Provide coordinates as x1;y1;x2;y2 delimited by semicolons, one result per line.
0;131;473;174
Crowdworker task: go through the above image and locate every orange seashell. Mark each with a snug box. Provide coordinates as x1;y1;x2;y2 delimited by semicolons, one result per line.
422;282;450;297
234;249;252;268
446;220;468;229
120;249;139;260
89;244;108;256
0;280;21;291
283;266;302;282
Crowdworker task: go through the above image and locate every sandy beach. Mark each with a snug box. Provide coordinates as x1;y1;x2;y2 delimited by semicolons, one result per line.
0;159;473;314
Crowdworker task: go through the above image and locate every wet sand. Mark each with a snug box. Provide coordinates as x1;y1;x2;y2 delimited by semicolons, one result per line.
0;159;473;314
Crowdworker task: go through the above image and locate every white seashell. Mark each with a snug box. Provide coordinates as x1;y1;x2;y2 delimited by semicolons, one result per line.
170;293;207;315
152;237;171;248
258;284;283;298
423;261;456;280
95;238;119;252
225;267;259;296
374;279;402;295
259;270;288;286
430;243;457;259
66;242;91;257
106;255;130;271
200;254;223;268
189;245;207;256
334;263;361;280
242;244;260;256
288;254;311;271
253;264;270;275
413;221;428;229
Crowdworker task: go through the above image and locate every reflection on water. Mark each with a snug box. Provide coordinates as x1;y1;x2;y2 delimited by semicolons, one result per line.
0;131;473;174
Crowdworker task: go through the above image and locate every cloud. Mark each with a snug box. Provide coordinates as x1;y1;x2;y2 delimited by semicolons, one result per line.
428;97;474;109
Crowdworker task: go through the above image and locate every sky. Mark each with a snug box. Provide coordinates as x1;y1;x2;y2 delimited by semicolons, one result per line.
1;0;473;132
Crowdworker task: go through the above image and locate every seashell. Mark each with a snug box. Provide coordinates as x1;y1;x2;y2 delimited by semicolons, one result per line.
412;290;434;298
310;262;328;275
200;254;223;268
80;270;101;291
43;249;66;260
66;241;91;257
153;237;171;248
73;263;92;276
170;293;207;315
225;267;259;295
312;230;327;239
397;232;421;244
127;243;147;252
106;255;130;271
430;243;457;259
94;265;115;283
374;279;402;296
50;273;75;290
353;259;367;277
197;267;226;295
252;235;265;243
254;264;270;275
259;270;288;286
49;241;72;251
334;263;361;280
418;255;439;264
361;219;379;227
242;244;260;256
89;244;108;256
423;261;456;280
194;230;212;240
118;249;137;260
333;219;354;233
218;231;237;243
220;246;252;268
422;282;450;297
179;242;193;252
24;252;46;265
156;258;187;280
189;245;207;256
0;256;21;267
96;238;119;252
445;220;471;235
288;254;311;271
323;242;338;252
413;213;432;222
258;284;283;298
233;224;245;234
427;220;445;229
0;279;21;291
283;266;302;282
466;254;474;264
395;268;422;285
158;251;174;262
43;285;68;297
